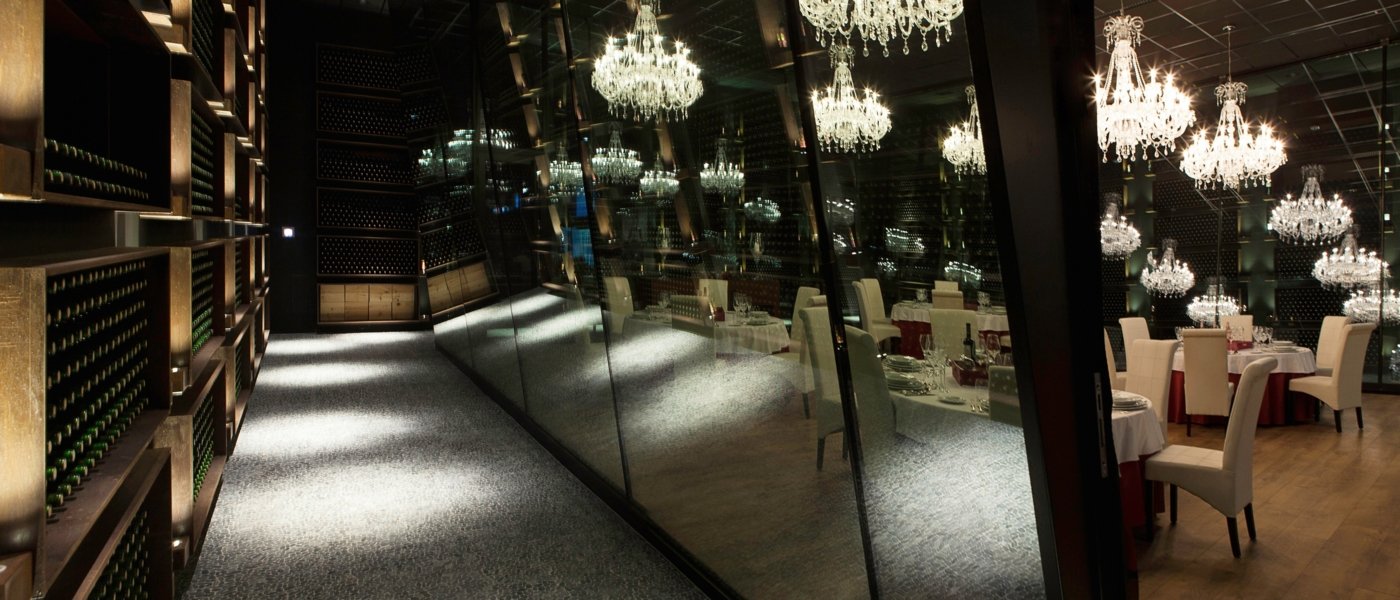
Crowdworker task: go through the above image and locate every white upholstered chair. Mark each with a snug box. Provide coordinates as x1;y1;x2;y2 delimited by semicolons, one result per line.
803;306;845;469
844;326;898;457
1289;322;1377;432
933;280;958;291
851;280;900;344
1220;315;1253;338
1182;328;1234;437
930;308;978;360
602;276;634;334
775;289;821;417
1119;317;1151;370
931;289;964;310
789;286;820;329
1145;357;1276;557
1313;315;1349;377
1104;329;1127;390
1125;339;1179;438
697;278;729;312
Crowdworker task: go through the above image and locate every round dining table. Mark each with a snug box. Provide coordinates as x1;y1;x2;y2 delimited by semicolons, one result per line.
1167;346;1317;426
712;315;790;355
1109;392;1166;570
889;302;1010;358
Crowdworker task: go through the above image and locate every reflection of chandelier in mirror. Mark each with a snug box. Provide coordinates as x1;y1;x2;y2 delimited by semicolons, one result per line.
825;197;857;227
1314;232;1389;290
812;44;891;154
743;197;782;224
639;158;679;197
1141;238;1195;297
833;233;855;255
798;0;963;56
591;0;702;121
944;261;982;286
1269;164;1352;245
547;143;583;189
885;227;926;256
1100;196;1140;259
591;127;643;185
941;85;985;176
1344;288;1400;323
700;139;744;195
1093;14;1195;163
1185;282;1240;326
1180;27;1286;190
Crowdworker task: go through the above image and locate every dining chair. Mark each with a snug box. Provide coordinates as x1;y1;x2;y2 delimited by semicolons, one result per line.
697;278;729;312
1145;357;1276;557
1220;314;1253;338
602;276;634;335
1119;317;1151;370
1125;339;1179;439
931;288;964;310
852;281;900;345
1182;328;1233;437
1289;322;1377;432
934;280;959;292
1313;315;1349;377
789;286;820;331
930;308;978;360
844;326;898;457
802;306;845;470
1104;329;1127;390
775;291;820;417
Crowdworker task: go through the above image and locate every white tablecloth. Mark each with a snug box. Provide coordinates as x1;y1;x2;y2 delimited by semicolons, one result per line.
713;318;789;355
890;302;1011;332
1111;392;1165;464
1170;347;1316;374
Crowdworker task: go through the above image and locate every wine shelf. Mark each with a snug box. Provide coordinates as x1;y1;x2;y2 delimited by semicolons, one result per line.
317;141;414;187
318;92;406;139
422;223;487;272
318;188;419;232
153;357;226;568
317;44;400;92
317;236;420;277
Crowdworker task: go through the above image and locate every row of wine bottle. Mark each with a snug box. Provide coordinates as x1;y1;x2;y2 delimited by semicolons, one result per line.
192;112;219;216
192;0;219;81
192;252;216;356
44;139;148;182
46;362;150;519
46;308;147;393
91;510;152;600
192;391;218;498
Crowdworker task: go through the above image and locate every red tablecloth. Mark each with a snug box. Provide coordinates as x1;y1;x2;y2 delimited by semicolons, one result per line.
1167;370;1316;426
892;320;1008;359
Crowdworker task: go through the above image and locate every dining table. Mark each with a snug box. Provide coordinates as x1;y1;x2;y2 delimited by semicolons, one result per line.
1168;345;1317;425
889;301;1011;358
712;313;790;355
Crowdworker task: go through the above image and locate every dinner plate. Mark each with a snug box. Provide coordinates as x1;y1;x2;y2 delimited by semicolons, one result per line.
885;373;923;390
885;355;922;369
1114;404;1149;412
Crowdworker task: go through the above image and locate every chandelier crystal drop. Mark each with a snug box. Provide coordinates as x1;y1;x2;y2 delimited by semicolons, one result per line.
1185;282;1241;326
1093;14;1195;163
700;139;744;195
591;128;643;185
548;144;583;190
1314;232;1389;290
591;0;703;121
639;158;679;197
1269;164;1352;245
941;85;986;176
812;44;892;154
798;0;964;57
1344;288;1400;324
1100;195;1141;259
1141;238;1195;297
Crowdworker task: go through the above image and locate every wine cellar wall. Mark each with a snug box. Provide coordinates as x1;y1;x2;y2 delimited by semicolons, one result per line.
0;1;271;598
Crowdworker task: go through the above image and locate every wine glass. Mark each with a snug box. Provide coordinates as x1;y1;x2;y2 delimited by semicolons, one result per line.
659;291;671;311
734;293;752;321
915;288;928;304
983;333;1002;367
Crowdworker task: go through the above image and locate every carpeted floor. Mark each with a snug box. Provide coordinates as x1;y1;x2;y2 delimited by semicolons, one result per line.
180;331;704;600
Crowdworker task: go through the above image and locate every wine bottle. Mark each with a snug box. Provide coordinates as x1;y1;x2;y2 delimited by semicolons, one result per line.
963;323;976;362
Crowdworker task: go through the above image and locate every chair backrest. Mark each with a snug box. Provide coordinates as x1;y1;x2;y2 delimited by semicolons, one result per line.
788;286;821;349
1103;329;1119;374
1119;317;1150;368
698;278;729;312
792;286;819;318
1315;315;1350;372
802;307;844;438
1220;314;1253;338
934;280;959;292
1331;322;1378;409
929;308;978;358
860;278;888;320
852;281;874;330
603;276;633;314
931;289;963;310
1183;328;1231;418
845;326;898;442
1125;339;1179;432
1222;357;1277;514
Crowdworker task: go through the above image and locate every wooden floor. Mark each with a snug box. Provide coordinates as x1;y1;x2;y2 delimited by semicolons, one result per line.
1138;393;1400;600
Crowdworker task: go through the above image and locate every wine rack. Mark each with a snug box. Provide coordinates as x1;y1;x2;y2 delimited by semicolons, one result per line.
317;141;414;186
318;236;419;276
418;185;471;225
90;510;151;599
318;93;406;138
397;48;437;88
192;0;220;82
191;250;216;357
422;223;487;271
318;188;419;231
190;112;219;216
317;45;399;92
234;240;248;306
403;91;450;133
191;389;216;501
42;139;153;205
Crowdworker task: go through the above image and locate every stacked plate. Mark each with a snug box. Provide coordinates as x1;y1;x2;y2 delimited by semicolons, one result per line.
1112;390;1148;411
885;372;924;392
884;355;923;373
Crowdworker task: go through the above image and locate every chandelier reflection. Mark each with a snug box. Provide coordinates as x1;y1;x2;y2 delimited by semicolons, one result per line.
1100;196;1141;259
1093;13;1195;163
592;0;703;121
1141;238;1195;297
743;197;782;224
1269;165;1352;245
1314;231;1388;291
547;143;583;190
942;85;985;176
1180;27;1286;190
1344;288;1400;324
826;197;857;228
885;227;925;256
1185;282;1240;326
812;44;891;153
639;158;679;198
700;139;744;195
798;0;963;57
591;127;643;185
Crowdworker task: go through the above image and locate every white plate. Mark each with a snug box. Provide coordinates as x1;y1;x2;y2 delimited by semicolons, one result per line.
938;396;967;405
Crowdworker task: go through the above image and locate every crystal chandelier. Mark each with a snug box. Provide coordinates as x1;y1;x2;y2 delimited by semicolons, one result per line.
548;143;583;190
1100;194;1141;259
700;139;744;195
639;158;679;197
591;0;703;121
812;44;891;154
1093;14;1195;163
798;0;963;57
1180;27;1286;190
591;127;642;185
941;85;985;176
1185;282;1240;326
1344;288;1400;324
743;197;781;224
1314;232;1389;290
1269;164;1352;245
1141;238;1195;297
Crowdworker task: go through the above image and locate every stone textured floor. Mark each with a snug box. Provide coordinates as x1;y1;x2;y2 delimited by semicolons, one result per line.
181;331;703;600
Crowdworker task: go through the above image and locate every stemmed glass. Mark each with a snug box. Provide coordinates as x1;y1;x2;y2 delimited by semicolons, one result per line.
915;288;928;304
1253;326;1273;352
734;293;752;322
920;334;944;392
984;333;1002;366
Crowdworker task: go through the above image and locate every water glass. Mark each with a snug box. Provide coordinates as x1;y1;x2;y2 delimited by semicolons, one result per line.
915;288;928;303
658;291;671;310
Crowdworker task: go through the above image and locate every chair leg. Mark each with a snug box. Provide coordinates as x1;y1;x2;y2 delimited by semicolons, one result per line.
802;392;810;419
1142;475;1154;542
1170;485;1178;524
1227;517;1241;558
1244;503;1257;541
1356;407;1364;430
1335;410;1343;433
816;437;826;471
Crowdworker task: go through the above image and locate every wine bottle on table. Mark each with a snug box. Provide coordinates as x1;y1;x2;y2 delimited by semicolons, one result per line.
963;323;976;362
